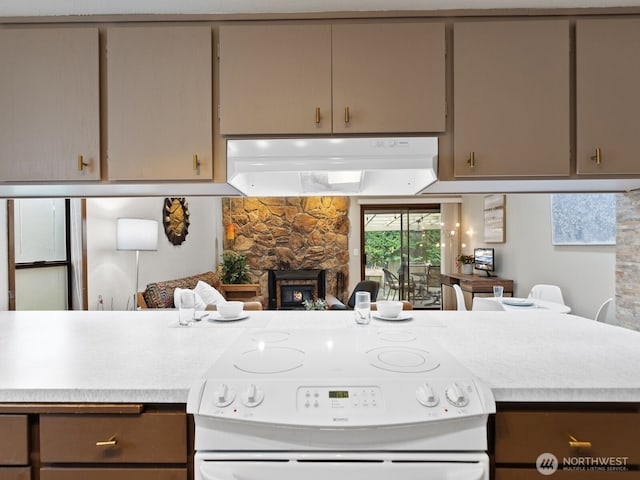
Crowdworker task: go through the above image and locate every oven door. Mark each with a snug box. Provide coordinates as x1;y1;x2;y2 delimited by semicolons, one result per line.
196;452;489;480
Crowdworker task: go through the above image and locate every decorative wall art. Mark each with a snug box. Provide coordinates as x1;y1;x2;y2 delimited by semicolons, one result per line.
550;193;616;245
483;194;506;243
163;197;190;245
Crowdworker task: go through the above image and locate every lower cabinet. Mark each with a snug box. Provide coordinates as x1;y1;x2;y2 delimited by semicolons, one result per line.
40;468;186;480
495;406;640;479
0;469;31;480
40;412;186;464
0;405;190;480
0;415;30;480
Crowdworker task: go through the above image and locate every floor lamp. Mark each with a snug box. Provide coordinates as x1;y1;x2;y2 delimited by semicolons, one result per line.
116;218;159;310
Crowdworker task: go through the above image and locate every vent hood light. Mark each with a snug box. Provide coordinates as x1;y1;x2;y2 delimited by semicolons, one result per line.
227;137;438;196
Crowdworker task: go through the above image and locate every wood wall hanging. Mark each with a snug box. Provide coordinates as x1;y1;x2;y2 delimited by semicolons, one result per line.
163;197;190;245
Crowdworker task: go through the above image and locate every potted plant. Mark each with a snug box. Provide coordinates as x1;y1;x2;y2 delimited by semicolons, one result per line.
220;251;251;284
456;254;474;274
302;298;328;310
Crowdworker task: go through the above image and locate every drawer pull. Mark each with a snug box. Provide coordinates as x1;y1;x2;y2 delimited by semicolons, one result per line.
568;434;591;448
96;435;118;447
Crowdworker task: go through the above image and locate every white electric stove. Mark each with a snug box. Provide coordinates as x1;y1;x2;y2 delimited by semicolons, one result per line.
188;326;495;480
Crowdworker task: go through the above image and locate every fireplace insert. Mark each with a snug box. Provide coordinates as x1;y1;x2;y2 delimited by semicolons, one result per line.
268;269;326;310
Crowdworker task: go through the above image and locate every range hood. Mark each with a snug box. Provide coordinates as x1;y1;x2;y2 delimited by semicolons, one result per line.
226;137;438;196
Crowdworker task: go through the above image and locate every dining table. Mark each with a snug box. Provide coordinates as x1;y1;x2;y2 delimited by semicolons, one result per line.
497;296;572;314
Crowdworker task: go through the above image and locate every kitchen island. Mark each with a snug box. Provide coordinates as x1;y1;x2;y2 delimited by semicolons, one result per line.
2;309;639;479
1;309;639;403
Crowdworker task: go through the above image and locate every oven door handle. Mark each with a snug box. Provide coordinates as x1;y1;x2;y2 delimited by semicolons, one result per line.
198;457;487;480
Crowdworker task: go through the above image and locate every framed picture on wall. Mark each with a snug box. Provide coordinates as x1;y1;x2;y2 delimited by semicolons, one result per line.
484;194;506;243
550;193;616;245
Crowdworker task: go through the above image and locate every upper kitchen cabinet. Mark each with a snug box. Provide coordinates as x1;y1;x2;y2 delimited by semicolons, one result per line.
218;22;445;135
453;20;570;177
107;26;212;181
576;18;640;175
0;28;100;182
219;24;332;135
331;23;445;134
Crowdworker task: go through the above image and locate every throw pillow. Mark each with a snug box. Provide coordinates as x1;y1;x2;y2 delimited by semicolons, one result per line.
174;287;207;311
194;280;227;306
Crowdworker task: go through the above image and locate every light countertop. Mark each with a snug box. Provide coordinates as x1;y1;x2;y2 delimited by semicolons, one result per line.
0;309;638;404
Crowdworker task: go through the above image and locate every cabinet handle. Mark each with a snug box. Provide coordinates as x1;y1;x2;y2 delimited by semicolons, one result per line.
590;147;602;165
315;107;321;124
344;106;350;124
77;155;89;171
96;435;118;447
568;434;591;448
193;154;201;172
467;151;475;168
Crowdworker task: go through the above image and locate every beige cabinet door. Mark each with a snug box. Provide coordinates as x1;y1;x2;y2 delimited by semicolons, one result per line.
0;28;100;181
453;20;570;177
332;22;445;134
219;24;332;135
576;18;640;175
107;26;212;180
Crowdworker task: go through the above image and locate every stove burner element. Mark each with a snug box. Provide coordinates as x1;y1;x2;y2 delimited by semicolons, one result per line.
250;330;290;343
367;346;440;373
235;346;305;374
377;330;417;342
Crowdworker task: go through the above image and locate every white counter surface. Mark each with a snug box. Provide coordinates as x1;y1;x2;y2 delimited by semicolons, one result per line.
1;309;639;404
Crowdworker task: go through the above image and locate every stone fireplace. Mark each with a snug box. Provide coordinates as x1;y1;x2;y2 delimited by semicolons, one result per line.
268;269;326;309
222;197;350;304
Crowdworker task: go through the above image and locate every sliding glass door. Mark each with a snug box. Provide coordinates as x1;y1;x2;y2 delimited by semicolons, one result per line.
362;206;442;309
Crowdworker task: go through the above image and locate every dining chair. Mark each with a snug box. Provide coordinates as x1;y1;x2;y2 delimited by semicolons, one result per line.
382;268;400;300
452;284;467;311
472;297;505;311
326;280;380;310
594;298;614;322
528;284;566;305
382;268;416;302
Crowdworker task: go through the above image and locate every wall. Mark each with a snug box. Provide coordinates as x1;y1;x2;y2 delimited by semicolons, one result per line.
460;194;615;320
223;197;350;302
616;190;640;329
0;200;7;310
86;196;221;310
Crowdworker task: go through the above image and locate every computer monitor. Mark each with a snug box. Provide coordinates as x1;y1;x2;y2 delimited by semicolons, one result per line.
474;248;495;276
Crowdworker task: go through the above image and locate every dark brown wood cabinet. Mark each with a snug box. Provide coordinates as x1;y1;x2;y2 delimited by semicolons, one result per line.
0;415;30;480
40;412;187;464
0;405;190;480
495;406;640;479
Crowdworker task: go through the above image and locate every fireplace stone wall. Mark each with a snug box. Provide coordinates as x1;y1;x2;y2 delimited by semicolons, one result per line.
222;197;350;303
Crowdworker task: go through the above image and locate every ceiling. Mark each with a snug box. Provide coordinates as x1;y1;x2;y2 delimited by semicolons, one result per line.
1;0;639;17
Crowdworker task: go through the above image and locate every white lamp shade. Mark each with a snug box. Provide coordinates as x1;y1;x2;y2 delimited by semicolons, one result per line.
116;218;159;251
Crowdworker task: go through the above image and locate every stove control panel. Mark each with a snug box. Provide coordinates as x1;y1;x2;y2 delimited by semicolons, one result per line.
297;386;383;412
192;377;494;428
